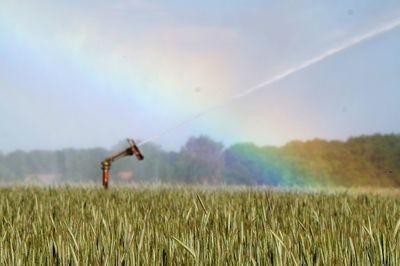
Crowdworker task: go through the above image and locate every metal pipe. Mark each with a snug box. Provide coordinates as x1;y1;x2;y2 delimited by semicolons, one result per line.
101;160;110;189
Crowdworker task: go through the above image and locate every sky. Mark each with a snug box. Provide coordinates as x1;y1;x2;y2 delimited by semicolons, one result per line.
0;0;400;152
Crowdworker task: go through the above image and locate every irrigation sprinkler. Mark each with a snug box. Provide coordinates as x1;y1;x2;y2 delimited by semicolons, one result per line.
101;138;144;189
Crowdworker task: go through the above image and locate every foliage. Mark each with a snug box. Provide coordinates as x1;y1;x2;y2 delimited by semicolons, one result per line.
0;134;399;187
222;134;400;186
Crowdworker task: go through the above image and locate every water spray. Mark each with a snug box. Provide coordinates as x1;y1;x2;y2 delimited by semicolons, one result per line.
137;18;400;147
101;138;144;189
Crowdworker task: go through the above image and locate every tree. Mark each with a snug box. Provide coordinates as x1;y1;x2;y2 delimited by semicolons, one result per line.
176;135;224;184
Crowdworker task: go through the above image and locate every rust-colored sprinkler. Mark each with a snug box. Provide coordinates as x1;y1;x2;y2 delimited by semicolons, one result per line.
101;138;144;189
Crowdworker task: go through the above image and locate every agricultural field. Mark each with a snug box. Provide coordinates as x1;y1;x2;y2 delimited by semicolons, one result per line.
1;186;400;265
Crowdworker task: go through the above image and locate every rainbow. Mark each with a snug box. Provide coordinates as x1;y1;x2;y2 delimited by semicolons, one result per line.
223;143;335;187
0;2;246;141
1;2;399;187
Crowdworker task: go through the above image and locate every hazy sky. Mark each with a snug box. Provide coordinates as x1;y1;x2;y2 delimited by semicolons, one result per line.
1;0;400;152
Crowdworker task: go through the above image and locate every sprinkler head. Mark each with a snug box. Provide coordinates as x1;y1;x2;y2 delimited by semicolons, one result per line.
127;139;144;160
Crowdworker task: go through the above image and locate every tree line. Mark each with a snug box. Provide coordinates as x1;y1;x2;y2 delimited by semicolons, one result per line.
0;134;399;187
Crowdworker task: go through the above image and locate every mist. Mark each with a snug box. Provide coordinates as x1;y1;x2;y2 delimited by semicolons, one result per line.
1;134;399;188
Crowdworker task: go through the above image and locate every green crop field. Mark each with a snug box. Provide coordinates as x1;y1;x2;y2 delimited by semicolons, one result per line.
1;187;400;265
